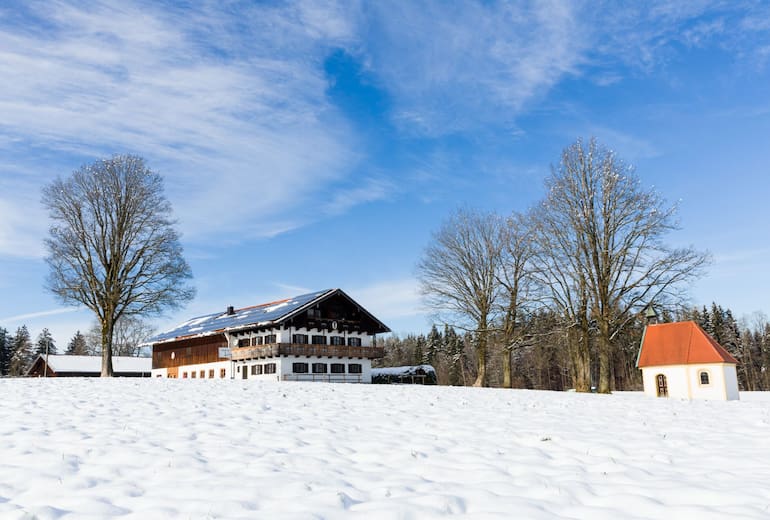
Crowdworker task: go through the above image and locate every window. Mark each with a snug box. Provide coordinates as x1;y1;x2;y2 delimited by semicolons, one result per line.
312;363;327;374
656;374;668;397
293;334;308;344
237;338;250;347
347;337;362;347
191;371;196;378
264;334;277;344
208;369;214;379
330;363;345;374
252;336;263;346
200;370;205;379
183;372;188;379
237;365;241;373
220;368;226;378
348;363;362;374
251;364;263;375
293;362;309;373
699;371;711;385
308;307;321;319
311;335;327;345
264;363;276;374
330;336;345;346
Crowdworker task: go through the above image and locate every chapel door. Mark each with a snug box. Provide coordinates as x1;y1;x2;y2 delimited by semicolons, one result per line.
656;374;668;397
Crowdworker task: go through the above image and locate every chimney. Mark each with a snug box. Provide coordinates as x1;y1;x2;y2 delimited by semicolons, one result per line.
226;305;235;315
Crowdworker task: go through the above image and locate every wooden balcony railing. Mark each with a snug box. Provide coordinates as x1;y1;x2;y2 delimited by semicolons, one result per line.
231;343;385;361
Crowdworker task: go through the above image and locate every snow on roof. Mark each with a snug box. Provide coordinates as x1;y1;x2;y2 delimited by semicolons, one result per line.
637;321;739;368
34;355;151;374
371;365;436;376
149;289;333;344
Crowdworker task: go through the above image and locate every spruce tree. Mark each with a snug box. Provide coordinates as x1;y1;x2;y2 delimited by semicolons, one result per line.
35;328;57;356
0;327;9;376
9;325;33;376
66;331;89;355
426;325;443;366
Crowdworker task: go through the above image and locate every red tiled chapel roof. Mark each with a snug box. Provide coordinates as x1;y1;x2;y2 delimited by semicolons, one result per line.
637;321;738;368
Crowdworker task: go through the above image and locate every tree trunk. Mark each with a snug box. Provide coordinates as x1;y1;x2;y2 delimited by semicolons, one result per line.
502;348;512;388
597;319;612;393
568;323;591;392
473;320;487;387
101;318;114;377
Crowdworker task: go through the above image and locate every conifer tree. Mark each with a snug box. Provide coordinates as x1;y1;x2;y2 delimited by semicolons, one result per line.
65;331;89;355
0;327;9;376
426;325;443;366
35;328;57;356
9;325;33;376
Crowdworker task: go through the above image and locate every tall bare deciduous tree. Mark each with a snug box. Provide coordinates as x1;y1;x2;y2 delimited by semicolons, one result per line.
42;154;195;376
417;209;502;387
498;212;535;388
536;138;709;393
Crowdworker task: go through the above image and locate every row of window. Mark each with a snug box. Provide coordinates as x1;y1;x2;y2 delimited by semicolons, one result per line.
291;362;362;374
181;368;228;379
292;334;362;346
235;362;362;375
237;335;363;347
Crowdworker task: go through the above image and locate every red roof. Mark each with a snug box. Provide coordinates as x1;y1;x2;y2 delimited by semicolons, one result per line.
637;321;738;367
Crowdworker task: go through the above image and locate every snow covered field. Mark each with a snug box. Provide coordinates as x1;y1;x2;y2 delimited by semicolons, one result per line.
1;379;769;519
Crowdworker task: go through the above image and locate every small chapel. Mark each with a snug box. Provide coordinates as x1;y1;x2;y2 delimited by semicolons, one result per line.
637;320;740;401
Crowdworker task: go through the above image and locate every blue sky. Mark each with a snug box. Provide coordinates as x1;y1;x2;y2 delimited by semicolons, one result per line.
1;1;769;347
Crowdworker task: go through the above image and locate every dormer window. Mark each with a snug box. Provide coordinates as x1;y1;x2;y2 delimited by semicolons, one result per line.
699;371;710;385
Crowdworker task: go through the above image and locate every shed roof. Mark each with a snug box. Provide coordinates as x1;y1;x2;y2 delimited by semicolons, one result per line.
149;288;390;344
26;355;151;375
637;321;738;368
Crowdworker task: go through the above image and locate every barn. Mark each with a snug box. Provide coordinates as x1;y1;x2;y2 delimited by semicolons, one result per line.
26;355;152;377
148;288;390;382
637;321;740;401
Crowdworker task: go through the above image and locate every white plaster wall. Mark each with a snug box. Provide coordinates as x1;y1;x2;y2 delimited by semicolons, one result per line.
722;364;740;400
643;363;740;401
151;368;167;378
172;360;232;380
641;366;690;399
234;356;372;383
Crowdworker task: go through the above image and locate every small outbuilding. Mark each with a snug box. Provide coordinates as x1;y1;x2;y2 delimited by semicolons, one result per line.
26;355;152;377
637;321;739;401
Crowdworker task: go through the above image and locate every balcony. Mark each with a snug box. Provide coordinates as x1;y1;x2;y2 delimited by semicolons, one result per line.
231;343;385;361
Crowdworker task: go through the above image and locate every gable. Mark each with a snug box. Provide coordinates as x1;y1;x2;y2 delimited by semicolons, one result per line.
149;288;390;345
637;321;738;368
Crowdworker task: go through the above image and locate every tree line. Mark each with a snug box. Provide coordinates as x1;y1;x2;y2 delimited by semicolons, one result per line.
376;304;770;391
416;138;713;392
0;317;153;377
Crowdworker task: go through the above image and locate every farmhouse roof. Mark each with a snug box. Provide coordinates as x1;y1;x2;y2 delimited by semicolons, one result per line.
25;355;151;375
149;288;390;344
637;321;738;368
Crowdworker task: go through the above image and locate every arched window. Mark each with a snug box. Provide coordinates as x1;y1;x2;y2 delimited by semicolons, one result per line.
699;371;710;385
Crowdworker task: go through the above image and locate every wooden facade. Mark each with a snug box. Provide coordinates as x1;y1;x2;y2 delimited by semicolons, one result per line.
152;334;229;370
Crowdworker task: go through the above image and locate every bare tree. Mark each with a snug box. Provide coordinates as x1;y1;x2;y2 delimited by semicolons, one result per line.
530;201;593;392
497;212;535;388
417;209;503;387
537;138;709;393
42;154;195;376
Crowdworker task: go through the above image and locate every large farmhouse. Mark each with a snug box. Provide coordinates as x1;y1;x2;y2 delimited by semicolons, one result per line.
637;321;740;401
149;289;390;382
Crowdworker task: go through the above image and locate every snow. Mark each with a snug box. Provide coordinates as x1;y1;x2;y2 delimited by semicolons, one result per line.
1;380;769;519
